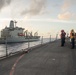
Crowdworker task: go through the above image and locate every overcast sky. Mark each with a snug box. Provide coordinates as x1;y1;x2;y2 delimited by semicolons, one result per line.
0;0;76;38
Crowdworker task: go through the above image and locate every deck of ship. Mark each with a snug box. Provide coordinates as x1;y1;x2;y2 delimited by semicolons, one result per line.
0;39;76;75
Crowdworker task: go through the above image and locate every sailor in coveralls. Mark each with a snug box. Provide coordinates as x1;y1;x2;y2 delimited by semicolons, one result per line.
70;29;75;49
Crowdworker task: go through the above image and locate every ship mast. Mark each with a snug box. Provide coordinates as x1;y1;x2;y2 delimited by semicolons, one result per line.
14;20;17;27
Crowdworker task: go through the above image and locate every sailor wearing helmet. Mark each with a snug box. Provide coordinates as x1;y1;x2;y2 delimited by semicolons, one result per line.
60;30;66;46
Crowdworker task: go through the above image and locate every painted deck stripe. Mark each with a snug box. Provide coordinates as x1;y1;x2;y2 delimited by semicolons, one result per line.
9;54;25;75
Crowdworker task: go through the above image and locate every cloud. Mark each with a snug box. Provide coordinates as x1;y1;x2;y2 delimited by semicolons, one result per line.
62;2;70;11
0;0;11;10
21;0;47;17
62;0;76;11
58;0;76;20
58;12;72;20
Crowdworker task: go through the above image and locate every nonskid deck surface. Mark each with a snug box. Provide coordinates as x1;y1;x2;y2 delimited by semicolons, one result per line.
0;40;76;75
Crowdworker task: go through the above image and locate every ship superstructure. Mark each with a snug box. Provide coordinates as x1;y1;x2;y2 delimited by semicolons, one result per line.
0;20;40;43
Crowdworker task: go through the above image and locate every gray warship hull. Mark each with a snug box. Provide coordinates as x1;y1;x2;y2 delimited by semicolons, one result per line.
0;37;40;44
0;20;40;44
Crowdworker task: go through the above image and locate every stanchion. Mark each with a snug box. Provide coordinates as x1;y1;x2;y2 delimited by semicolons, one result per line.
41;36;43;45
56;34;58;41
28;37;30;49
50;35;51;42
5;37;8;56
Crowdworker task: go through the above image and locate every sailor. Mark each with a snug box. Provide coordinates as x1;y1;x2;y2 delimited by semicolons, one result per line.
60;30;66;46
70;29;75;49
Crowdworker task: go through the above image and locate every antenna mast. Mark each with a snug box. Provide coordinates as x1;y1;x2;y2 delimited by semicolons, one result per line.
14;20;17;27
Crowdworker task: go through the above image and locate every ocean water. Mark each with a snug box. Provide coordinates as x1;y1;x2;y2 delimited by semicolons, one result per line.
0;38;55;57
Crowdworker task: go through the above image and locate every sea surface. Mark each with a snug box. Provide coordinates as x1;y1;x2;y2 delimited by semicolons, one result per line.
0;38;55;57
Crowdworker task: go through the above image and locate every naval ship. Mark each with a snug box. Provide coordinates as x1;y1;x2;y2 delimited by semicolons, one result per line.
0;20;40;44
